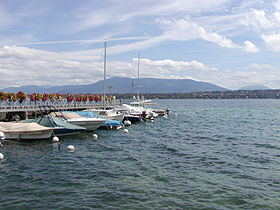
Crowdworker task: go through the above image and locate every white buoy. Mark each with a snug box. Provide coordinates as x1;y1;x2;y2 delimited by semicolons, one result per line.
67;145;75;151
124;120;131;126
123;129;129;134
151;119;155;123
174;113;178;116
92;134;98;139
0;131;5;140
52;136;59;142
0;153;4;160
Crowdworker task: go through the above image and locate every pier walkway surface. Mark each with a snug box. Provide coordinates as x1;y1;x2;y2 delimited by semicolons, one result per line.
0;100;120;112
0;99;121;120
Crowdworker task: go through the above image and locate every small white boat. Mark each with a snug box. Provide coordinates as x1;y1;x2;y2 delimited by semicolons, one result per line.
130;100;166;116
89;109;124;122
0;122;53;140
62;112;106;131
117;104;158;119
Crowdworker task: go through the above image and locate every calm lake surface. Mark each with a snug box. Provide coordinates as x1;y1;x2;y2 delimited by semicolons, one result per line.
1;99;280;209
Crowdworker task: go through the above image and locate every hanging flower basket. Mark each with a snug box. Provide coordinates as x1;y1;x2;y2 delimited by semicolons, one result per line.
16;91;27;104
42;93;49;102
88;95;94;102
29;94;35;102
75;95;81;102
66;93;74;102
82;95;88;102
94;95;101;102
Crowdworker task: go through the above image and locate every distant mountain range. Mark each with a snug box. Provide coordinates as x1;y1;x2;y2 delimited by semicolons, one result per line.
0;77;229;94
239;85;271;90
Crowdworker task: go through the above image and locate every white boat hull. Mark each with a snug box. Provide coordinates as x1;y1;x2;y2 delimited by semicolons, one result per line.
67;118;105;131
112;114;124;122
0;122;53;140
90;109;124;122
4;130;53;140
100;114;124;122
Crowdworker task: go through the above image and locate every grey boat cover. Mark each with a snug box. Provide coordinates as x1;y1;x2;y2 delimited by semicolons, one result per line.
22;116;86;130
0;122;52;133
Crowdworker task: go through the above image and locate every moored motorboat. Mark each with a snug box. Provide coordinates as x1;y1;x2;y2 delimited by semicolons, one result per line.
116;104;158;119
0;122;53;140
62;112;106;131
78;111;123;129
89;109;124;122
22;115;86;136
123;114;142;123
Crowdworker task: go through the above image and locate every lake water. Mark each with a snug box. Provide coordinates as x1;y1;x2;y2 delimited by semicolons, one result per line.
0;99;280;209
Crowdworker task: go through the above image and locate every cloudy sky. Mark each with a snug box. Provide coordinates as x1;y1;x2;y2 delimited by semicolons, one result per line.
1;0;280;90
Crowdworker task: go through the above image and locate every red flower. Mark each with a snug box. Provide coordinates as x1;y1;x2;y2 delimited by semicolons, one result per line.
75;95;81;102
66;93;74;102
82;95;88;102
88;95;94;101
29;94;35;101
94;95;101;102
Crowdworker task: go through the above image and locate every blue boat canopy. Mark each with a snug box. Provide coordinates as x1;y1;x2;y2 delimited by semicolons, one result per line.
63;111;123;128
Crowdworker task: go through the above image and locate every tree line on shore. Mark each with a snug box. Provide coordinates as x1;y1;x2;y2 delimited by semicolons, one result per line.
115;90;280;99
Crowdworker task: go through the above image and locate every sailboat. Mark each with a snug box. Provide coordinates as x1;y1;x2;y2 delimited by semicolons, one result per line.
129;52;166;117
103;41;107;110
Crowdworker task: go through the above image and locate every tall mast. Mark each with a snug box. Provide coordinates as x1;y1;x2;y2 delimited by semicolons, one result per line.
103;41;107;109
137;51;140;101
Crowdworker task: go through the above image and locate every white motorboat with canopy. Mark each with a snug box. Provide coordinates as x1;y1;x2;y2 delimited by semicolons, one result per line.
0;122;53;140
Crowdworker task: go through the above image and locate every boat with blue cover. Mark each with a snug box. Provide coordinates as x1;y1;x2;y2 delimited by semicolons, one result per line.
63;111;123;130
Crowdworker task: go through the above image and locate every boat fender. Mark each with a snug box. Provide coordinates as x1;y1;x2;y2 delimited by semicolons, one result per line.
166;109;170;115
123;129;129;134
0;153;4;160
92;134;98;139
52;136;59;142
0;131;5;140
163;115;168;119
124;120;131;126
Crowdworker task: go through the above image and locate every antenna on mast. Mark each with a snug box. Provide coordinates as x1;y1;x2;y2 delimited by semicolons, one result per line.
137;51;140;102
103;41;107;110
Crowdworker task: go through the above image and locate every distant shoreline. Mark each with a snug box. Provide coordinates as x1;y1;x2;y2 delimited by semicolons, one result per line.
115;89;280;99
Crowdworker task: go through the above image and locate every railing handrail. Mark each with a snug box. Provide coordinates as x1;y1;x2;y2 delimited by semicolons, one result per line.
0;99;121;112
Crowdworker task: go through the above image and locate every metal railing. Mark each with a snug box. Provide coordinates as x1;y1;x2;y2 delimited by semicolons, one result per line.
0;99;121;112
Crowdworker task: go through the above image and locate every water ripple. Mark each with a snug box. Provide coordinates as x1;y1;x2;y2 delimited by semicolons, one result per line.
1;99;280;209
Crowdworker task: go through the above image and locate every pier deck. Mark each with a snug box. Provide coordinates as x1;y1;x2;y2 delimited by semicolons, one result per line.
0;100;121;120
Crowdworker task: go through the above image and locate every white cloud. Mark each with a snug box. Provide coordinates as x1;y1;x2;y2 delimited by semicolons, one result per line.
241;2;280;51
249;9;272;29
159;18;259;52
74;0;233;32
249;63;279;70
274;0;280;11
261;33;280;51
1;45;280;90
243;41;259;52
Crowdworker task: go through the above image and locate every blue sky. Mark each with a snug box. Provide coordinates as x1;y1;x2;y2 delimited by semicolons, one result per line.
1;0;280;90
